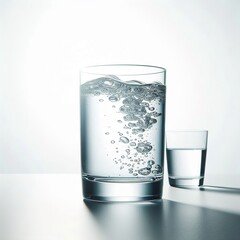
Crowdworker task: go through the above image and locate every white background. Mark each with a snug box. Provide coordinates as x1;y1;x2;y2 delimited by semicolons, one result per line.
0;0;240;175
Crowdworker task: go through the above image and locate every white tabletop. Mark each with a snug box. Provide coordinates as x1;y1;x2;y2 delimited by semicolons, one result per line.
0;174;239;240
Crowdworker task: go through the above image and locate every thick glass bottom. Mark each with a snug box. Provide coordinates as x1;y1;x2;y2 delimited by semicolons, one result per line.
169;176;204;187
82;176;163;202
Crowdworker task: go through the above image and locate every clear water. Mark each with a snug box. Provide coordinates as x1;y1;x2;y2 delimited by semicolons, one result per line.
80;75;166;184
166;148;207;181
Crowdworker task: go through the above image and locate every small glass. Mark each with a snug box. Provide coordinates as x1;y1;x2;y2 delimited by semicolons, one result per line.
166;130;208;187
80;64;166;201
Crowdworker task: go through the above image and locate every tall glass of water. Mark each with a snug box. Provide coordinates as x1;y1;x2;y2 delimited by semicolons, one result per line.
80;64;166;201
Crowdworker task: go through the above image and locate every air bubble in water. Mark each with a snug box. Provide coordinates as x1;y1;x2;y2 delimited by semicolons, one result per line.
128;122;137;128
111;140;115;144
122;97;141;106
109;94;120;102
99;99;104;102
119;136;129;143
152;112;161;117
138;167;151;176
120;105;146;115
132;128;145;135
136;142;152;153
149;118;157;124
148;160;155;165
154;165;163;174
155;164;162;171
129;142;136;146
103;80;113;86
126;149;130;154
105;132;110;135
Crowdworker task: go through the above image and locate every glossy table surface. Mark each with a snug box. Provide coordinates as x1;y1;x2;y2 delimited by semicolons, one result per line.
0;174;240;240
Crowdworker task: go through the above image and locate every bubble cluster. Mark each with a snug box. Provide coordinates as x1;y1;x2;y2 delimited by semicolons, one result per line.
81;76;165;177
81;76;165;101
138;163;162;176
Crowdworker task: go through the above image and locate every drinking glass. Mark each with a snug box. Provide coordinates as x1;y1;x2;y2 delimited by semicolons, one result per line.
80;64;166;201
166;131;208;187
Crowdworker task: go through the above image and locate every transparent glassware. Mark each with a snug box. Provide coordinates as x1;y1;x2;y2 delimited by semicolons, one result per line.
80;64;166;201
166;130;208;187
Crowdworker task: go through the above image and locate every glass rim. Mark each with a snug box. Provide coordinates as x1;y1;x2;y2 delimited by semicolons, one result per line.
80;64;166;76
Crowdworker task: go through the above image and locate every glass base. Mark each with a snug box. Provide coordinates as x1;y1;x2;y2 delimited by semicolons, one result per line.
82;176;163;202
169;176;204;187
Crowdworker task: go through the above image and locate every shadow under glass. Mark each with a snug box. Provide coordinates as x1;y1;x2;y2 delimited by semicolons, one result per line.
84;199;240;240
